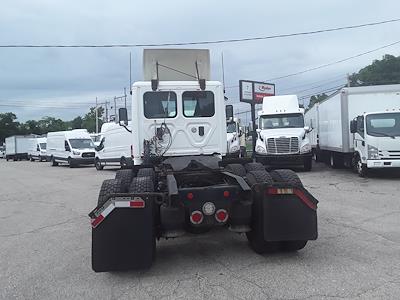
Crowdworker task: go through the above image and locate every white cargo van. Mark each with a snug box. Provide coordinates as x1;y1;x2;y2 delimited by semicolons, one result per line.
305;84;400;176
47;129;96;167
28;137;47;162
255;95;312;171
94;122;133;170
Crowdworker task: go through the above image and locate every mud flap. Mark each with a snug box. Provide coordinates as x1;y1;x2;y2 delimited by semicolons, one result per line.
253;184;318;241
91;195;155;272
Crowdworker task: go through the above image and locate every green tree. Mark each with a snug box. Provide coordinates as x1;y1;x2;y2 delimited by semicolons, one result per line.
349;54;400;86
307;93;328;109
71;116;83;129
82;106;104;133
0;112;21;143
38;116;67;133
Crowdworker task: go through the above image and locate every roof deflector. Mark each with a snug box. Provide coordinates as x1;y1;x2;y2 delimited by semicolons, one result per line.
143;49;210;91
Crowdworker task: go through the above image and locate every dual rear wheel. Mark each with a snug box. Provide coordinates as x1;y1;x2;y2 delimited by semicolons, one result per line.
225;163;308;253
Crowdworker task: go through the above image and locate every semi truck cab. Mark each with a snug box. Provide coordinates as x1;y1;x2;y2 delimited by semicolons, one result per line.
255;95;312;171
226;118;241;157
351;111;400;175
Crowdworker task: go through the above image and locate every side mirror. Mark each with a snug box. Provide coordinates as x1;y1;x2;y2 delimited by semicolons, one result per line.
256;128;261;134
225;105;233;120
119;108;128;125
304;126;310;133
350;120;357;133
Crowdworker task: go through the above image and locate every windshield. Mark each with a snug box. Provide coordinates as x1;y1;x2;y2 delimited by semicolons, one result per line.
143;91;177;119
40;143;47;150
366;113;400;137
259;113;304;129
227;122;237;133
69;139;95;149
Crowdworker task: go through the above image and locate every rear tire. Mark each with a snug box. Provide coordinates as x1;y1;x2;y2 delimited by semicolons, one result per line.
129;176;154;193
92;178;155;272
246;193;280;254
244;162;265;172
97;179;124;207
136;168;155;183
225;163;246;177
115;169;134;192
30;155;34;162
246;170;273;186
68;158;74;168
270;169;303;187
281;240;307;251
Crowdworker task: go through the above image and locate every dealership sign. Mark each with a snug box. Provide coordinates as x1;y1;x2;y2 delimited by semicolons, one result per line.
239;80;275;104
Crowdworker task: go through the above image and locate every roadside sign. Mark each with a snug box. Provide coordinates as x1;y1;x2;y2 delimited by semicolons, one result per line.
239;80;275;104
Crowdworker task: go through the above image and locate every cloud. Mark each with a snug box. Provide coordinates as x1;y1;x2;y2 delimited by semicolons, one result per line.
1;0;400;121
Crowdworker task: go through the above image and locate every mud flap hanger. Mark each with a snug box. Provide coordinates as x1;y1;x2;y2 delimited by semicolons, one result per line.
151;61;206;91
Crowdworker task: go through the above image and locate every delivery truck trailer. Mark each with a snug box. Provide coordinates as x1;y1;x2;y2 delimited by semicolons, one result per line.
5;135;35;161
305;84;400;176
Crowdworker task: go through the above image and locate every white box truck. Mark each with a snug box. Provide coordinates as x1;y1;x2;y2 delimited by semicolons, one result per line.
28;137;47;162
89;49;318;272
94;121;133;170
305;84;400;176
5;135;35;161
254;95;313;171
47;129;96;167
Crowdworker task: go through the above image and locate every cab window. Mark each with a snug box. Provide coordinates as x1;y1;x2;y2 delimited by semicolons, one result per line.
143;91;177;119
183;91;215;117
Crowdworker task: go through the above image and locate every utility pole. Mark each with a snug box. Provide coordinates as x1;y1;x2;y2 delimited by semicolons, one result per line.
105;101;109;122
95;97;98;134
124;87;127;109
114;97;117;121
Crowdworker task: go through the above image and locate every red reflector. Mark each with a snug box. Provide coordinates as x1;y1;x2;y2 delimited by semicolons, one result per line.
223;190;230;198
91;215;104;228
190;210;203;224
215;209;228;223
266;188;317;210
187;192;194;200
130;198;145;208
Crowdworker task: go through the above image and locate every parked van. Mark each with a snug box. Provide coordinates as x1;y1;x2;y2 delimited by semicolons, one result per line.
95;122;132;170
0;145;5;159
28;137;47;161
47;129;95;167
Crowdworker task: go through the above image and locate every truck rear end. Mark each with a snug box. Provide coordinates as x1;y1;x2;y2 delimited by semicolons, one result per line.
90;160;318;272
89;49;318;272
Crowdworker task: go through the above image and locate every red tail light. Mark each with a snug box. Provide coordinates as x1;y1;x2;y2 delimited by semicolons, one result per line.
187;192;194;200
130;197;145;208
190;210;203;224
215;209;228;223
223;190;230;198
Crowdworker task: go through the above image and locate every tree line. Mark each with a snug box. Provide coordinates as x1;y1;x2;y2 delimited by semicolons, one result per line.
0;106;104;144
308;54;400;109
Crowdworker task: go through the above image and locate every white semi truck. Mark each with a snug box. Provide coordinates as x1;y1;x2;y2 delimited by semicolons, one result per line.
89;49;318;272
255;95;312;171
304;84;400;176
226;117;244;157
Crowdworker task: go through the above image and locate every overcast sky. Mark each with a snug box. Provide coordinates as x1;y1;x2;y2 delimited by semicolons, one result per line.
1;0;399;123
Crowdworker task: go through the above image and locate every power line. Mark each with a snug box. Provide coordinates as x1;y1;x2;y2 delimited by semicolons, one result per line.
1;18;399;48
266;40;400;81
278;75;345;93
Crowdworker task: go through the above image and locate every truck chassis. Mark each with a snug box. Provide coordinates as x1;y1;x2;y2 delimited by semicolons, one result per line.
89;158;318;272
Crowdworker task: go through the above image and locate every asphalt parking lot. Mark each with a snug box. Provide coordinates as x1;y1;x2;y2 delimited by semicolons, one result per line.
1;159;400;300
